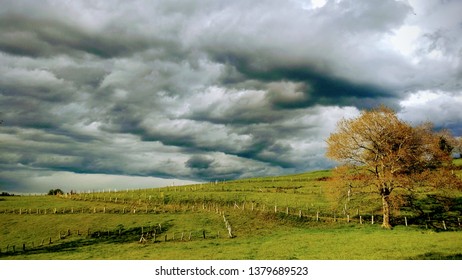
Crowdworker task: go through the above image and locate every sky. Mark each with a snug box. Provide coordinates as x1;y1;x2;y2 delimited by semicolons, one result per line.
1;0;461;193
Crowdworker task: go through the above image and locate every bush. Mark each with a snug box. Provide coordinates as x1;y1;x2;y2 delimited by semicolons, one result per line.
47;189;64;195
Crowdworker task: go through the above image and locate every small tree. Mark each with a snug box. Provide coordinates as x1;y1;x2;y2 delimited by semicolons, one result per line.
48;189;64;196
326;106;461;228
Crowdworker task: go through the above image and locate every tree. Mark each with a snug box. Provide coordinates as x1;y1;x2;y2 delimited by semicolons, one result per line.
47;189;64;196
326;106;461;229
453;137;462;158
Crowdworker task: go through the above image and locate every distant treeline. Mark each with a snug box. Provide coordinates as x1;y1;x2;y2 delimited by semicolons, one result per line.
1;192;14;196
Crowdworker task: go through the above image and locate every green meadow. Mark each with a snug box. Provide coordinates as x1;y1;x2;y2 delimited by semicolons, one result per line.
1;161;462;260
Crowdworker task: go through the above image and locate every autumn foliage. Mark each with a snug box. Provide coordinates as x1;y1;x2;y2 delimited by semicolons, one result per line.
326;106;462;228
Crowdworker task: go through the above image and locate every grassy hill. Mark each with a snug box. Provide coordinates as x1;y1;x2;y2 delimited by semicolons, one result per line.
1;163;462;260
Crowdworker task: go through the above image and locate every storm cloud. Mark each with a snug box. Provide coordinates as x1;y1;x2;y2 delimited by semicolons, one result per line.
1;0;461;193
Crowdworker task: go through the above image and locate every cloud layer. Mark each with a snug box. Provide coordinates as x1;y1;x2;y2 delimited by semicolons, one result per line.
1;0;461;193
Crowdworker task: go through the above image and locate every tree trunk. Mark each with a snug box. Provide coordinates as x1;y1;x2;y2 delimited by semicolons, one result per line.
381;194;392;229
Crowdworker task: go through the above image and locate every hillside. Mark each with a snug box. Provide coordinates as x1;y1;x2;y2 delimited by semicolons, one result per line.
1;164;462;260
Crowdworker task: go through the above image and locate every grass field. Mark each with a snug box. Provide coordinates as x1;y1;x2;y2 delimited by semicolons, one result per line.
1;161;462;260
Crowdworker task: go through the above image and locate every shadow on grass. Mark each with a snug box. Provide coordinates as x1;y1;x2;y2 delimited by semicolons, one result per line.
409;252;462;260
0;223;172;258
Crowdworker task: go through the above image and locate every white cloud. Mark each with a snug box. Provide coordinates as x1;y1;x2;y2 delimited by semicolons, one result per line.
399;90;462;133
20;171;198;193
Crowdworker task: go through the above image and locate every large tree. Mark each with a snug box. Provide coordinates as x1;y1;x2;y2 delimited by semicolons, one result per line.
326;106;461;229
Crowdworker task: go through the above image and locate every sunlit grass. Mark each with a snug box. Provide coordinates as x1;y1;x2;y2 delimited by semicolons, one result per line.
1;167;461;260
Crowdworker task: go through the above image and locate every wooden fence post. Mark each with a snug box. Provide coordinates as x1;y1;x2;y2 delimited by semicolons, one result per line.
371;215;374;225
360;216;362;224
316;211;319;222
442;220;447;230
405;217;408;227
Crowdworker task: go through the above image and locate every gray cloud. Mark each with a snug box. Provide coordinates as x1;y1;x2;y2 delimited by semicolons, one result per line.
1;0;461;193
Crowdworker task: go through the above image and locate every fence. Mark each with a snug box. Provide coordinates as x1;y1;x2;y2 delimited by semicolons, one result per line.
0;222;230;257
2;199;462;229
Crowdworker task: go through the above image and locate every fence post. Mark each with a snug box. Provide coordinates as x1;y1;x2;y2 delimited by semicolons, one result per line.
316;211;319;222
405;217;408;227
442;220;447;230
275;205;277;213
360;216;362;224
371;215;374;225
347;214;350;223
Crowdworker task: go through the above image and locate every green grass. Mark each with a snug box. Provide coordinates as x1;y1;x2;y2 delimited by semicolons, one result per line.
1;167;461;260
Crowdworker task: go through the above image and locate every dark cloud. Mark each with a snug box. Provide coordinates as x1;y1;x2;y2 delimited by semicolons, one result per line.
185;155;214;170
0;14;156;58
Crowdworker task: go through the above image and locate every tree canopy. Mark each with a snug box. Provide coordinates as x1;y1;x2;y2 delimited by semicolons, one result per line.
47;189;64;196
326;106;462;228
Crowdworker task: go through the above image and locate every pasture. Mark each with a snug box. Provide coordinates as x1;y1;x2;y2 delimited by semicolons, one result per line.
1;163;462;260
